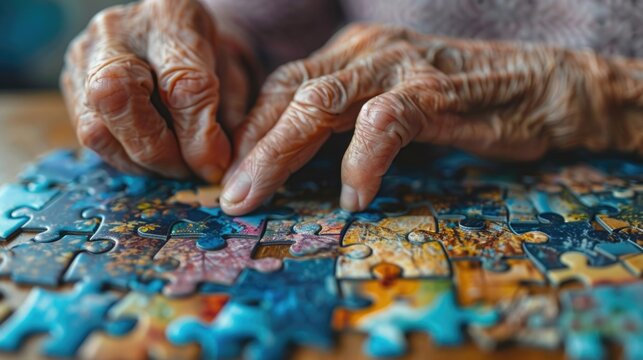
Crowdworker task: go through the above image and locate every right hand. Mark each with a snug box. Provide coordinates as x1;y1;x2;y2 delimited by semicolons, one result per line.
61;0;252;182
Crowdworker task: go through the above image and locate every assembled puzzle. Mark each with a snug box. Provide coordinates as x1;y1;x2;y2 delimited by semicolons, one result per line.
0;148;640;359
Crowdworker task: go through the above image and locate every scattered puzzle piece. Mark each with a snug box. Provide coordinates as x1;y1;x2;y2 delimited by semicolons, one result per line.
81;292;228;360
469;292;560;350
0;282;134;357
558;283;643;360
167;259;339;360
337;274;498;358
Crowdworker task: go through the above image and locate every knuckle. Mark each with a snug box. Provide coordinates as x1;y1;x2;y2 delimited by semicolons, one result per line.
89;5;126;31
128;140;166;166
76;118;112;153
85;59;151;115
294;76;347;114
161;69;218;110
359;92;418;147
264;60;308;91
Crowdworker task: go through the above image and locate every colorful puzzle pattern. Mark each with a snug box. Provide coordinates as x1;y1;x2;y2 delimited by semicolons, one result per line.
0;149;639;359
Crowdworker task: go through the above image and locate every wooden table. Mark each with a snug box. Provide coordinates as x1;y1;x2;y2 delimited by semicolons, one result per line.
0;91;565;360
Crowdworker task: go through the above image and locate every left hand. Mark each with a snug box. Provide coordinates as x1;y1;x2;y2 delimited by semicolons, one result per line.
220;23;643;215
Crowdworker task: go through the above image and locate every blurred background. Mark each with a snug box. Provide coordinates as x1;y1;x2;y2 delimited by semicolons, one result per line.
0;0;128;89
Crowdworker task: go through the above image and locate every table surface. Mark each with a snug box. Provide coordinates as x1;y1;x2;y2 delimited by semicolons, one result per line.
0;91;566;360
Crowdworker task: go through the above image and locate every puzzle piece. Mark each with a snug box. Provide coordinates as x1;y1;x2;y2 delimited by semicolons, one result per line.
336;272;497;357
547;252;637;286
0;281;134;357
336;216;450;279
11;188;100;242
169;185;222;208
469;292;560;350
81;292;228;360
558;283;643;360
167;259;339;360
19;149;102;190
452;259;545;306
167;207;290;251
505;185;540;225
429;218;539;271
512;218;628;272
425;183;507;223
149;237;282;296
0;183;58;241
0;234;113;286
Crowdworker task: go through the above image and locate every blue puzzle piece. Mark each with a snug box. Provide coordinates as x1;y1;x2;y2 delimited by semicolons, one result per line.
11;188;100;242
64;188;185;289
19;149;102;191
169;207;292;251
0;281;134;357
559;283;643;360
511;217;628;272
169;259;339;360
0;234;113;286
360;288;499;357
0;183;58;240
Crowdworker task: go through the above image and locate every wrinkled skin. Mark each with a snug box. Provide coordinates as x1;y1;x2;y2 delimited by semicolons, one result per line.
61;0;254;182
63;2;643;216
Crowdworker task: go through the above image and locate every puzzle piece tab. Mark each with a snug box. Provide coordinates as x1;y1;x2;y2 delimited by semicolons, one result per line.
0;234;113;286
0;184;58;241
168;259;339;360
81;292;228;360
0;282;133;357
337;216;450;279
150;237;282;297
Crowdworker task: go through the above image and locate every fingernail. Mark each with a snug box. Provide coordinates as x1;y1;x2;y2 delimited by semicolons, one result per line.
221;170;251;205
340;184;360;212
202;165;223;183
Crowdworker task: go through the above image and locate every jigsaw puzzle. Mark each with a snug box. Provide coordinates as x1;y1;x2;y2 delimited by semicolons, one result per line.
0;148;639;360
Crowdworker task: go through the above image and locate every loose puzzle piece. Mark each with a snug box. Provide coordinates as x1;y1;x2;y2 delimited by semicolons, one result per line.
336;273;498;358
337;216;450;279
149;237;282;296
167;259;339;360
0;234;113;286
505;185;540;225
558;283;643;360
469;292;560;350
0;184;58;241
547;252;637;286
452;259;545;306
81;292;228;360
0;281;134;357
169;185;222;208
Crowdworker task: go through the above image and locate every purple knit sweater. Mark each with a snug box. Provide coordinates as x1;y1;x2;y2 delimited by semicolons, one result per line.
205;0;643;69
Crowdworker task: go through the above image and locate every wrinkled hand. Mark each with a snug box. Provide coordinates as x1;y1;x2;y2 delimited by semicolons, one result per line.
221;23;643;215
61;0;252;182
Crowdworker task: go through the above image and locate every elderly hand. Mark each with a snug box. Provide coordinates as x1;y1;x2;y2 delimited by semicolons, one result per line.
221;23;642;215
61;0;253;182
